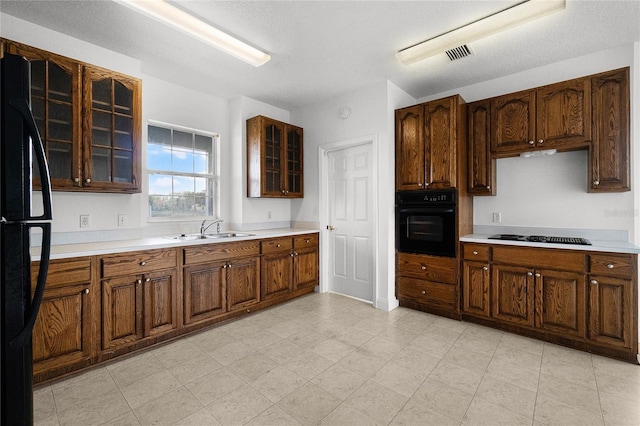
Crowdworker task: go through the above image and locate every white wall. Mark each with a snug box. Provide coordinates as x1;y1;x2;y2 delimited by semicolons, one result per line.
291;80;414;310
418;44;638;240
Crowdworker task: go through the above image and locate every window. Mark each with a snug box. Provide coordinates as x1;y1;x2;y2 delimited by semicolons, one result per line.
147;122;218;219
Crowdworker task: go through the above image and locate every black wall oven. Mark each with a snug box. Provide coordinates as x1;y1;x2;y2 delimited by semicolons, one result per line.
396;190;457;257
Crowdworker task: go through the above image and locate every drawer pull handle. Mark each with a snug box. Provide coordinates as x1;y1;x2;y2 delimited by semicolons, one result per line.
290;253;295;257
606;263;614;269
590;280;598;285
528;140;535;145
145;278;150;283
140;261;146;266
535;273;541;278
482;266;488;271
136;279;142;285
277;244;281;248
306;239;310;243
538;139;544;144
421;265;426;270
473;251;478;255
527;272;533;276
83;288;90;294
421;290;426;295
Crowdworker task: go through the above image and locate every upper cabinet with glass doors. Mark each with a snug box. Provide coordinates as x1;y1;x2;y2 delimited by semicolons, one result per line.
1;39;141;193
247;115;303;198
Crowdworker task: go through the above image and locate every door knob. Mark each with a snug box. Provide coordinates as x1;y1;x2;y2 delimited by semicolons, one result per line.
327;225;335;231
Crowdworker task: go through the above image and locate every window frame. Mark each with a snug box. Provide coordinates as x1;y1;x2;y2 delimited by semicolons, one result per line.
146;120;220;222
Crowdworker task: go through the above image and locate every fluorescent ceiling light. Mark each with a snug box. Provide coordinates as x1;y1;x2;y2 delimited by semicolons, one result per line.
115;0;270;67
397;0;565;65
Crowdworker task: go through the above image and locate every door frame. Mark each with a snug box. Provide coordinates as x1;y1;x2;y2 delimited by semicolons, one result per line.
318;135;378;303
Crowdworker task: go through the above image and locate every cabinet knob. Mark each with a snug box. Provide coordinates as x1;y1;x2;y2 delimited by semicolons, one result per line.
83;288;90;294
593;180;600;186
421;290;426;295
486;186;490;190
276;244;281;248
527;272;533;276
85;178;91;184
305;239;310;243
281;189;286;194
136;279;142;285
528;140;535;145
538;139;544;144
590;280;598;285
483;266;488;271
285;190;289;195
473;251;478;255
421;265;426;270
145;278;150;283
140;261;146;266
74;177;80;183
535;273;541;278
290;253;295;257
606;263;614;269
227;263;232;268
424;182;430;187
417;183;423;187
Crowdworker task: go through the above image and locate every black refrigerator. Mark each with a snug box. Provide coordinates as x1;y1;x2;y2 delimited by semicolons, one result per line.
1;53;53;425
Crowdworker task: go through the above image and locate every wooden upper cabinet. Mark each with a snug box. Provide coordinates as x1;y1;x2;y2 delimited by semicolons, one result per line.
247;115;303;198
491;78;591;155
589;68;630;192
83;66;141;193
491;89;536;154
536;78;591;149
0;38;141;193
467;100;495;195
395;95;463;191
395;105;425;190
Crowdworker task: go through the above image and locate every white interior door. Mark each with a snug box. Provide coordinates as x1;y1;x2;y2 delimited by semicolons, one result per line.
327;143;374;302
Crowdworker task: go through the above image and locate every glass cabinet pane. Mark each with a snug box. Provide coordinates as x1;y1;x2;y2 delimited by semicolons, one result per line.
114;81;132;114
48;142;73;179
48;63;72;102
264;124;281;193
30;61;45;98
113;150;133;183
92;79;111;110
114;115;132;150
92;147;111;182
287;128;302;194
48;102;72;141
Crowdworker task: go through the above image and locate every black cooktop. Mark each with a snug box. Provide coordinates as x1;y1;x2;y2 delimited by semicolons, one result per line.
489;234;591;245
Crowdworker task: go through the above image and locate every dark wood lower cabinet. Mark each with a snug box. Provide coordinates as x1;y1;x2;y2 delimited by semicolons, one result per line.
227;257;260;311
461;242;638;363
261;252;294;300
183;262;227;325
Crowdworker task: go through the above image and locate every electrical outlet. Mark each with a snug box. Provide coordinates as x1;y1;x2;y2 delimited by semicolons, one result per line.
492;212;502;223
80;214;89;228
118;214;127;227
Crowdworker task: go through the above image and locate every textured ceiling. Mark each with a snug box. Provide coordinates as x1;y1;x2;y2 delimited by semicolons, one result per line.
1;1;639;110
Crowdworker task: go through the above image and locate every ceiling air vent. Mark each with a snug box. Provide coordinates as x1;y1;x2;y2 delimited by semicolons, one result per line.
445;44;474;62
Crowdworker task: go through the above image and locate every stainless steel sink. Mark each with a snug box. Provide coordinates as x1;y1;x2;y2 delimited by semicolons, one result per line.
203;232;255;238
164;232;254;241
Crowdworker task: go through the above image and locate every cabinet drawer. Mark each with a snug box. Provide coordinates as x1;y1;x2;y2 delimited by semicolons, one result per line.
32;257;92;289
294;234;318;250
463;244;490;261
492;246;585;272
183;241;260;265
589;253;635;278
102;249;177;278
262;237;293;254
397;277;456;310
397;252;456;284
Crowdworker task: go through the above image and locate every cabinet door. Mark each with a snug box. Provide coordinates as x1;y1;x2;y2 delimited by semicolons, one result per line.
227;257;260;311
535;270;586;338
536;78;591;149
261;252;293;300
491;90;535;154
102;276;143;350
32;283;92;375
589;68;630;192
467;100;495;195
3;40;82;190
294;248;319;290
462;261;490;317
491;264;534;326
395;105;425;190
183;262;226;325
424;96;456;188
261;117;286;196
83;65;141;193
588;275;633;349
285;125;304;197
143;269;178;337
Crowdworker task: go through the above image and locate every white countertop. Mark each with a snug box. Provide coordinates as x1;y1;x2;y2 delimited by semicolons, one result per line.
461;233;640;254
31;228;320;261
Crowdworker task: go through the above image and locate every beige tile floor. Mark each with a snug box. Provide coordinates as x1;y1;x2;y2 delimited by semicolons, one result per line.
34;292;640;426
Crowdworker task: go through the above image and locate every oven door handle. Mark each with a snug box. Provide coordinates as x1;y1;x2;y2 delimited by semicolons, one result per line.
397;207;455;214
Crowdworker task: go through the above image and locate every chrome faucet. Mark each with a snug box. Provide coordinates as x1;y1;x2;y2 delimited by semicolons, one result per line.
200;219;223;236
